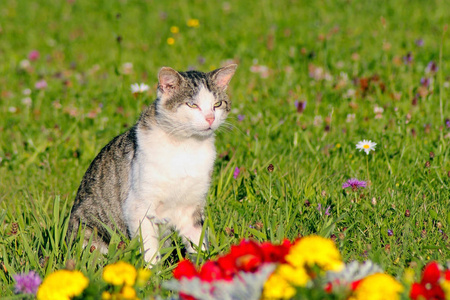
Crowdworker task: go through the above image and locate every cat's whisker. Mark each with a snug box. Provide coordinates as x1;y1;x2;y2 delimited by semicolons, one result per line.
220;121;248;137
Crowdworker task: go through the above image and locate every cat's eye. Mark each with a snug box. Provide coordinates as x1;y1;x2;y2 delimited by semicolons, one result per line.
186;102;198;109
213;101;223;109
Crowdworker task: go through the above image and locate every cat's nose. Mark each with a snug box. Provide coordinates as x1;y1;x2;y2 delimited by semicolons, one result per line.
205;116;215;126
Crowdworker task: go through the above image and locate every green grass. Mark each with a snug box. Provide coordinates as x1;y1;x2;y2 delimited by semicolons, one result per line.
1;0;450;297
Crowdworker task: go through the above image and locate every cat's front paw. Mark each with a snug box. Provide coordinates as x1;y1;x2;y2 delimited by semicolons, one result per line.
144;248;161;265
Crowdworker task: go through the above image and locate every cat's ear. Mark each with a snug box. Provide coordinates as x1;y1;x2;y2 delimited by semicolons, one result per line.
210;64;237;90
158;67;183;97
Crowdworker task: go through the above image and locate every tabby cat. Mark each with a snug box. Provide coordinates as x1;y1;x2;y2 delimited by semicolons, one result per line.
67;64;237;263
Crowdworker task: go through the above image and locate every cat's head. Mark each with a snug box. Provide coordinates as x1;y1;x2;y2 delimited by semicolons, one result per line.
154;64;237;138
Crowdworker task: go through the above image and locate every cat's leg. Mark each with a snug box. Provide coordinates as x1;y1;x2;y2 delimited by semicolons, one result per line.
176;206;208;255
123;198;162;264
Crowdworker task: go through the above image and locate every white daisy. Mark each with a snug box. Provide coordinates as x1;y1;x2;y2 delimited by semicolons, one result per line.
356;140;377;155
130;83;149;94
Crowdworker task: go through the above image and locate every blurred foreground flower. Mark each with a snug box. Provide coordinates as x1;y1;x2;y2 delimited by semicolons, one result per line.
37;270;88;300
351;273;404;300
130;83;149;94
13;271;41;295
410;261;447;300
103;261;137;286
356;140;376;155
286;235;343;272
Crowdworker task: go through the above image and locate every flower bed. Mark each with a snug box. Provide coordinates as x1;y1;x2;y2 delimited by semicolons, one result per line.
11;235;450;300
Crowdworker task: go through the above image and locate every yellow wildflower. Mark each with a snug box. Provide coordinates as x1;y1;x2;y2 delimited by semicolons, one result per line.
187;19;200;28
103;261;137;286
167;37;175;45
136;268;151;287
286;235;344;271
170;26;179;33
120;285;138;299
262;272;296;300
37;270;89;300
101;291;112;300
351;273;404;300
277;264;309;287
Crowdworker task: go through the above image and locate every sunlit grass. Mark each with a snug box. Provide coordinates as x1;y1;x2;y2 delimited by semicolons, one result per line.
1;0;450;296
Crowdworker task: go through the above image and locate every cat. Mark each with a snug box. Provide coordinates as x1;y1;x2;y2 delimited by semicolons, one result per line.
67;64;237;263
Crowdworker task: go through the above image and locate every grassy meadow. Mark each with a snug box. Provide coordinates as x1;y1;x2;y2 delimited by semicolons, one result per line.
1;0;450;297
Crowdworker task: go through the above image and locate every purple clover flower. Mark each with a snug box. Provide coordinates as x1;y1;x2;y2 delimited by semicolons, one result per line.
342;178;367;192
445;119;450;128
237;114;245;121
233;167;240;179
13;271;41;295
387;229;393;236
415;39;424;47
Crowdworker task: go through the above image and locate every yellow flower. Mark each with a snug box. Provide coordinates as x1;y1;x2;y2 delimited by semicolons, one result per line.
103;261;137;286
262;272;296;300
136;268;151;287
352;273;404;300
442;280;450;300
120;285;138;299
170;26;179;33
167;37;175;45
286;235;343;271
187;19;200;28
277;264;309;287
101;291;112;300
37;270;89;300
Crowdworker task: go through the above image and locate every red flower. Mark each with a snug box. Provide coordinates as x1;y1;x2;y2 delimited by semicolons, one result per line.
324;282;333;293
422;262;441;285
173;260;199;280
350;279;363;291
180;292;197;300
199;261;225;282
216;254;238;280
228;240;265;272
410;261;446;300
260;239;291;263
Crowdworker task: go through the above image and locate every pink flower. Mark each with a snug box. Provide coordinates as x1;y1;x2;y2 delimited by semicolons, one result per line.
233;167;240;179
35;80;47;90
13;271;41;295
28;50;40;61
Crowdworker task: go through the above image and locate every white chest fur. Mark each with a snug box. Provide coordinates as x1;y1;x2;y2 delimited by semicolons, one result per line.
125;126;216;222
